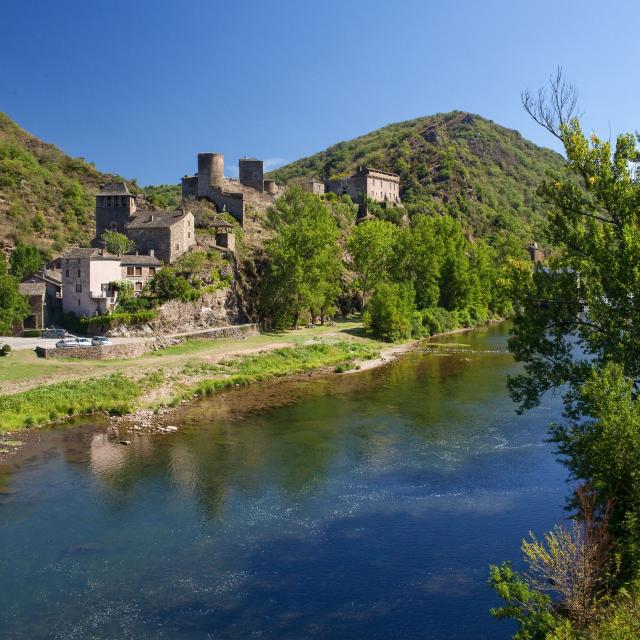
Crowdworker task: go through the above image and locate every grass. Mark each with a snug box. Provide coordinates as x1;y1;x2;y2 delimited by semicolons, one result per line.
0;374;142;431
0;334;382;432
175;341;379;404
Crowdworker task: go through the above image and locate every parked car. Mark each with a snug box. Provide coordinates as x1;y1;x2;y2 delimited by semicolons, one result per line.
43;328;66;339
91;336;113;346
56;338;79;348
76;338;93;347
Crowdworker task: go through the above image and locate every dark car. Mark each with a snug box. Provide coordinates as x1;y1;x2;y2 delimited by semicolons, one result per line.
43;328;66;339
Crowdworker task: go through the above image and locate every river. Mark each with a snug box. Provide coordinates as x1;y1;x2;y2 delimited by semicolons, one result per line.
0;323;567;639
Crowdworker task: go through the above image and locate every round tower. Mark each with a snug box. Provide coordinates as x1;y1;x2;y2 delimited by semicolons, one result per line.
197;152;224;196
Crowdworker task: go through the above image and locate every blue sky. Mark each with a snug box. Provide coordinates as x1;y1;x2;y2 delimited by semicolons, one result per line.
1;0;638;185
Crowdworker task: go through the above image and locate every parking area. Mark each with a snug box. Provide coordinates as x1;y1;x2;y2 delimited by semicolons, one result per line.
1;336;144;351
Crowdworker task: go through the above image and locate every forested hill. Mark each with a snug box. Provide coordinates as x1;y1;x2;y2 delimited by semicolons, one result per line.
0;113;176;253
269;111;566;241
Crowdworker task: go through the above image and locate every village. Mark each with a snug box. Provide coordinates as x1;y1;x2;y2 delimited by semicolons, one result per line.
11;153;407;352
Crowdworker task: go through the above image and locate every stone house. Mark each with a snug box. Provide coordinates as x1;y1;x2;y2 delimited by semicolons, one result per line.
211;219;236;253
125;210;195;264
120;253;162;294
325;167;401;215
528;242;545;263
61;248;121;316
95;182;137;238
20;268;62;327
17;282;46;330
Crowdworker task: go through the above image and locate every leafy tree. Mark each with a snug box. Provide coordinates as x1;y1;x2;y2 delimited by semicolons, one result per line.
101;230;134;256
347;219;396;307
0;259;29;335
363;282;416;342
261;187;342;328
9;242;45;280
148;268;194;302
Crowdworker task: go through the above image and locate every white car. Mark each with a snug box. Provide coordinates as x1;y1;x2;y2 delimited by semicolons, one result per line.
56;338;79;348
91;336;113;346
76;338;93;347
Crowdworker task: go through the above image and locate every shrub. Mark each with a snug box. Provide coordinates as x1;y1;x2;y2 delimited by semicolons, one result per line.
21;329;41;337
363;282;416;342
1;344;11;356
420;307;459;336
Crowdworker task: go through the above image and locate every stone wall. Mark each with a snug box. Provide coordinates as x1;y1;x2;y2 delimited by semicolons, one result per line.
36;341;150;360
126;226;171;263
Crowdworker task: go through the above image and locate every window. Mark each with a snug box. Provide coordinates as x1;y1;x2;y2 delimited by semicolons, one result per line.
75;284;82;293
65;269;69;278
135;281;143;291
149;267;156;276
126;267;134;276
135;267;142;276
77;299;81;306
188;232;191;238
77;269;81;277
176;244;180;250
106;196;111;206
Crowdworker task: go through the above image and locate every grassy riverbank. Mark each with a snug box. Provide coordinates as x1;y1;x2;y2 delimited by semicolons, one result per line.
0;331;382;432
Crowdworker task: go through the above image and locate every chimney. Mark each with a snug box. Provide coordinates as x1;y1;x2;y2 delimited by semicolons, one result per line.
149;249;154;257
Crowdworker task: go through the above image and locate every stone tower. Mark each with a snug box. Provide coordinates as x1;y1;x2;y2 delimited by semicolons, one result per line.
197;152;224;196
95;182;136;239
239;158;264;192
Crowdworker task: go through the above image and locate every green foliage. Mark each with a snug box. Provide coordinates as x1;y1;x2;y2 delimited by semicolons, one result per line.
347;219;396;306
80;310;157;327
101;230;134;255
0;112;139;250
0;374;141;431
0;267;29;335
8;242;46;280
363;282;416;342
489;562;559;640
147;268;197;303
142;183;181;209
260;187;342;327
269;110;564;244
420;307;460;335
1;344;12;356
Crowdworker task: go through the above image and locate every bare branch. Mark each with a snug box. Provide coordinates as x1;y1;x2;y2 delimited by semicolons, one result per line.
521;67;582;140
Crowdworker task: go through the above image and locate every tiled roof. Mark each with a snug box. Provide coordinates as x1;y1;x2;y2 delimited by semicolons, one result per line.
99;182;132;196
126;210;191;229
119;254;163;266
62;248;120;261
211;218;234;228
19;282;46;297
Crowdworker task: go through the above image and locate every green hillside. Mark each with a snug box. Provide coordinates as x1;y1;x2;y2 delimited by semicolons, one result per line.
269;111;565;241
0;113;176;254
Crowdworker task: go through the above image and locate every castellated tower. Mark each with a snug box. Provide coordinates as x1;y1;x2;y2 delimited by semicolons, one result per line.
197;152;224;196
95;182;137;239
239;158;264;193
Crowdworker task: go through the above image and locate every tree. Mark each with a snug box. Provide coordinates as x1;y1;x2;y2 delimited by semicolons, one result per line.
347;219;396;308
0;258;29;335
147;268;194;302
261;187;342;328
9;242;45;280
363;282;416;342
101;230;134;256
493;71;640;635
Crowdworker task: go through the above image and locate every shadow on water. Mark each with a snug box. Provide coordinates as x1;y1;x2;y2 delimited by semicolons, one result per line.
0;323;567;639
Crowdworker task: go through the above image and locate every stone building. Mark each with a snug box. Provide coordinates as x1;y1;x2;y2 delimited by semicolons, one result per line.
325;167;401;215
120;253;162;294
94;182;195;264
21;268;62;327
304;179;326;195
95;182;137;238
125;210;195;264
61;248;121;316
211;219;236;253
17;282;46;330
528;242;545;263
182;152;279;225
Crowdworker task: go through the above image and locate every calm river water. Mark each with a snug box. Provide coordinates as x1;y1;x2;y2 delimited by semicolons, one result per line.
0;324;567;639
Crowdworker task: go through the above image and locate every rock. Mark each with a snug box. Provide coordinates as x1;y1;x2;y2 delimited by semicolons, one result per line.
165;426;178;432
119;440;131;446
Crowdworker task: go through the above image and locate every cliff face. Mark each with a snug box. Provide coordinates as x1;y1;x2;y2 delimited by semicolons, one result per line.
269;111;565;241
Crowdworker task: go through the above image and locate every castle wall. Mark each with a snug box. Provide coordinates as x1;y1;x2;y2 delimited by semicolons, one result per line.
182;176;198;199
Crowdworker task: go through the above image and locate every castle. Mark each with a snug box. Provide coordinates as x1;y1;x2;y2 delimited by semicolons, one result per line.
181;153;279;225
